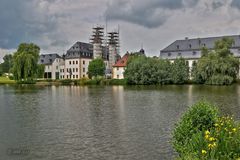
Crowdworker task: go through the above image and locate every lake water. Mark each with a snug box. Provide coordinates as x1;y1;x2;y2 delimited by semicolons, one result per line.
0;85;240;160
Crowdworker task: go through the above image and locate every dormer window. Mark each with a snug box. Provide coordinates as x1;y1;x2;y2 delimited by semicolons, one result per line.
49;59;52;63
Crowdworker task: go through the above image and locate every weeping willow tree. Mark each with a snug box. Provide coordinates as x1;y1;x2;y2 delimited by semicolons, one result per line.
12;43;40;83
192;38;239;85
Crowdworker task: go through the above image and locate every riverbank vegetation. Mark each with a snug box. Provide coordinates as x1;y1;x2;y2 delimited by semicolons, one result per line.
125;38;239;85
0;76;15;84
173;101;240;159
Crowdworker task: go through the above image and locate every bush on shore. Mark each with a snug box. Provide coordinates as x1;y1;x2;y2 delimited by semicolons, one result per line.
173;101;240;159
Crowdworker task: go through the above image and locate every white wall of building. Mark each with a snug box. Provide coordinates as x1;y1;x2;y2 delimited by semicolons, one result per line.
44;58;64;79
112;67;125;79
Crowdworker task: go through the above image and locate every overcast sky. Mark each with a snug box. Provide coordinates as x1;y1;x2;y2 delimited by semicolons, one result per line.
1;0;240;61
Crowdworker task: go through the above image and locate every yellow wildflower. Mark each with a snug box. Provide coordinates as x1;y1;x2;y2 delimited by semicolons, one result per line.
212;142;217;147
209;137;215;142
202;150;207;155
205;134;209;140
205;130;210;135
232;128;237;132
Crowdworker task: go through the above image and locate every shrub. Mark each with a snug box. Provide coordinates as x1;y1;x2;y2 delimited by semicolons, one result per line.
109;79;127;85
186;116;240;159
60;79;73;85
84;79;98;85
206;75;233;85
172;101;219;155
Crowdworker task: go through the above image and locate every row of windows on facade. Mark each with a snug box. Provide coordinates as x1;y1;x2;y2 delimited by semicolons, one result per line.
68;52;91;57
168;51;197;57
59;68;86;73
69;60;86;65
64;74;85;79
176;43;206;50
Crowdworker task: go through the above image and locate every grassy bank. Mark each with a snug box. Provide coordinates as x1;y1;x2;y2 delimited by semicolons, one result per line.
0;76;15;84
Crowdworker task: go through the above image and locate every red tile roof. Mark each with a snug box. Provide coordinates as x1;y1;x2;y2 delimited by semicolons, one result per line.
113;53;129;67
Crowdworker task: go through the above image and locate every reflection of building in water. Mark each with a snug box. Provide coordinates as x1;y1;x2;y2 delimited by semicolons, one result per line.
187;85;193;106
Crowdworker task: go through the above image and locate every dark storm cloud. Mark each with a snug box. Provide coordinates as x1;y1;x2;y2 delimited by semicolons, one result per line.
0;0;68;49
231;0;240;9
105;0;199;28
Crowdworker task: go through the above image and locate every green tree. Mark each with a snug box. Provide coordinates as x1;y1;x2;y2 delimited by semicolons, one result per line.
124;56;172;85
170;57;189;84
88;58;106;78
0;64;3;76
12;43;40;82
193;38;239;85
1;54;13;73
37;64;45;78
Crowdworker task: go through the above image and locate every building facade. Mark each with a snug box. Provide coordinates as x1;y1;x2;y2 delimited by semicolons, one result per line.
64;42;93;79
112;53;129;79
160;35;240;71
39;54;64;79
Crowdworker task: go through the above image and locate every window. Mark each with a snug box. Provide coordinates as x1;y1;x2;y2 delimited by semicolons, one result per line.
83;68;85;72
76;75;78;79
73;68;75;72
178;53;181;56
76;61;78;64
168;53;171;57
193;51;196;55
117;67;119;70
73;75;75;79
117;75;119;79
73;61;75;65
83;60;85;65
177;45;180;49
67;75;69;79
76;68;78;72
83;75;85;78
69;61;71;65
56;66;58;70
189;44;192;48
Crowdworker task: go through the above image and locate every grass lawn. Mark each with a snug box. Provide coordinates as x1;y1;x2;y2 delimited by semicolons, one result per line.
0;76;15;84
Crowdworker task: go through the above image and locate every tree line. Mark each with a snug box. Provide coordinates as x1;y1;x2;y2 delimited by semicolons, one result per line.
124;38;239;85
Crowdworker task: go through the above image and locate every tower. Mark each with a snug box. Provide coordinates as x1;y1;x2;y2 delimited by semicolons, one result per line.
91;26;104;59
108;31;119;68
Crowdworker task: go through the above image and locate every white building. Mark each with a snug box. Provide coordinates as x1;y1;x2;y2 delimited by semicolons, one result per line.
160;35;240;71
112;53;129;79
39;54;64;79
64;42;93;79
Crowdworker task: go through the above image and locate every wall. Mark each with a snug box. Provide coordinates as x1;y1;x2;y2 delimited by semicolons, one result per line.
112;67;125;79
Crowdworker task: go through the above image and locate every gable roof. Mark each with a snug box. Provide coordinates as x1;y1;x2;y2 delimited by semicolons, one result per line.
113;53;129;67
161;35;240;53
39;53;62;65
